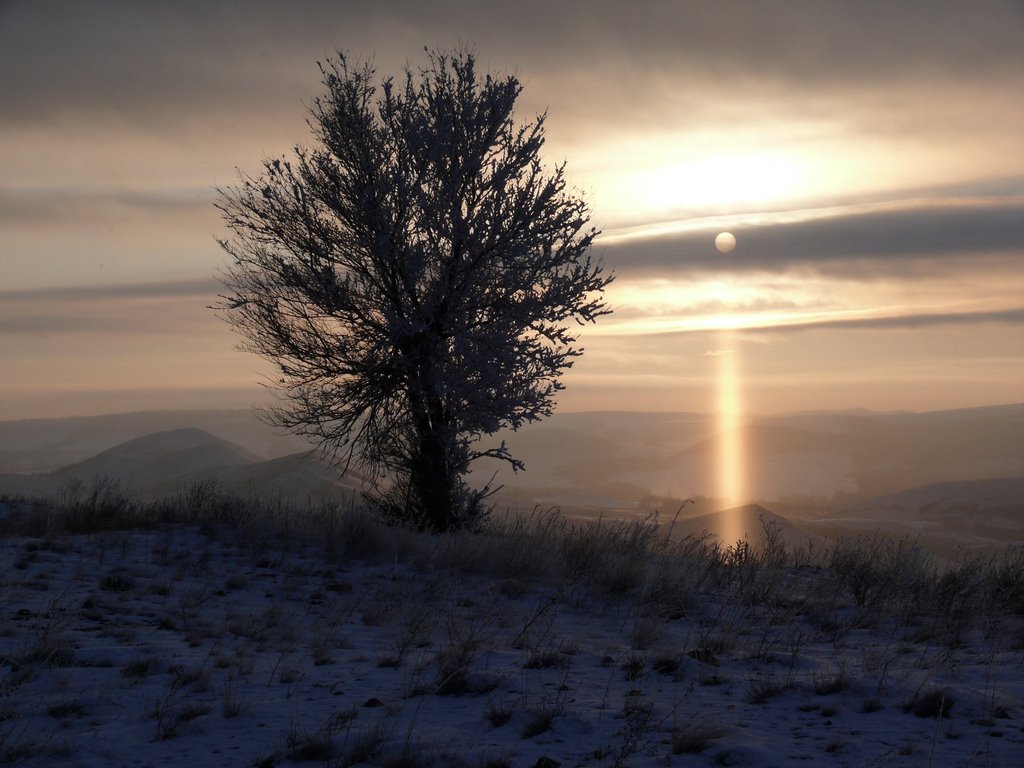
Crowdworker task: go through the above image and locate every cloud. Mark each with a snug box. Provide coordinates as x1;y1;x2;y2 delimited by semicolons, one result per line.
610;306;1024;339
601;198;1024;277
2;0;1021;130
769;306;1024;333
0;277;223;335
0;187;215;225
0;277;220;303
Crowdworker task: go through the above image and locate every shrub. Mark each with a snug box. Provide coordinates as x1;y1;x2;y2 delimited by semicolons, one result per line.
905;687;954;718
813;667;850;696
748;673;791;704
672;721;725;754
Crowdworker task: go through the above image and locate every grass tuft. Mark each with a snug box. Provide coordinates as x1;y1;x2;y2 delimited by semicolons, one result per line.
672;721;725;754
905;687;954;718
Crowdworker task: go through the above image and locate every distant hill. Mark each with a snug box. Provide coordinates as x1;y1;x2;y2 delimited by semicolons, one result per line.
680;424;846;458
148;450;365;504
820;477;1024;533
669;503;818;548
490;403;1024;504
1;404;1021;529
803;476;1024;558
839;476;1024;522
0;427;363;506
0;473;58;499
838;404;1024;496
673;424;856;499
52;428;261;489
0;409;311;474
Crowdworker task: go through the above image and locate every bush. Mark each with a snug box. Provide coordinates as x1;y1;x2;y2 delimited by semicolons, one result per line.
905;687;954;718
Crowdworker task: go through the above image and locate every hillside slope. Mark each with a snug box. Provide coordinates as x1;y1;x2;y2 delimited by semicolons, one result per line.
52;428;261;488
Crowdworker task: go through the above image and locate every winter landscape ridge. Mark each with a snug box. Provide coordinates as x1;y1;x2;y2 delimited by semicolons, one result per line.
0;404;1022;766
1;403;1021;557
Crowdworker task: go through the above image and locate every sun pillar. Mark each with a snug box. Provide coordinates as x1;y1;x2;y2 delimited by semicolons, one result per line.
716;334;745;545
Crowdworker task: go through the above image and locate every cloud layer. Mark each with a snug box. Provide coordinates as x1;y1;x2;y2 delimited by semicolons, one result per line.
4;1;1022;126
602;198;1024;277
2;1;1021;417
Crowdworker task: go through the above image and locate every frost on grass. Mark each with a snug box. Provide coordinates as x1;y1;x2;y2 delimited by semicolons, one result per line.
0;495;1022;766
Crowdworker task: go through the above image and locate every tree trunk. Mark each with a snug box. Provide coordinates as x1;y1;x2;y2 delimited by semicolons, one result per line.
406;340;458;531
410;423;456;531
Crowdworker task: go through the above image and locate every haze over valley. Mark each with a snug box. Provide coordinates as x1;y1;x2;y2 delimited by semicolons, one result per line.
3;403;1021;560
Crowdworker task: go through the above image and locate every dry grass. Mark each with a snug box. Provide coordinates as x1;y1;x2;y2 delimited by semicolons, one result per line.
671;720;727;754
2;483;1023;766
6;482;1023;631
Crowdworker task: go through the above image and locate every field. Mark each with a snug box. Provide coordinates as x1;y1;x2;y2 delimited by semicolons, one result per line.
1;487;1022;767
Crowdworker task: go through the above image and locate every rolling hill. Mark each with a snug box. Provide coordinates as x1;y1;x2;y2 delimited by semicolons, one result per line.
0;427;363;506
147;449;365;504
52;428;261;488
1;404;1021;549
0;409;310;474
668;502;819;548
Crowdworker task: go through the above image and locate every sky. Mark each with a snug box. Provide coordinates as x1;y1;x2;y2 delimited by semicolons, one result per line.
1;0;1022;421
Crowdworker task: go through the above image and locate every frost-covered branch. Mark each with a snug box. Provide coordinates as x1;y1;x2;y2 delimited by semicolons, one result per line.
216;48;612;531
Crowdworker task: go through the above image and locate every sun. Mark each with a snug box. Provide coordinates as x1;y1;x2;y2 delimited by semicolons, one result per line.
715;232;737;253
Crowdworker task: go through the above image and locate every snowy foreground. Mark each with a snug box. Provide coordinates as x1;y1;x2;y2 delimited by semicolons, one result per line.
1;520;1022;767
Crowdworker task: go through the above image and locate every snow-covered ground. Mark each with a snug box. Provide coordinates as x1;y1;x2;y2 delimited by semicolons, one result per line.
1;522;1021;767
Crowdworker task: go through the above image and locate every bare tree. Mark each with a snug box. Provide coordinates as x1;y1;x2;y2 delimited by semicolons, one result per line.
216;49;612;531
